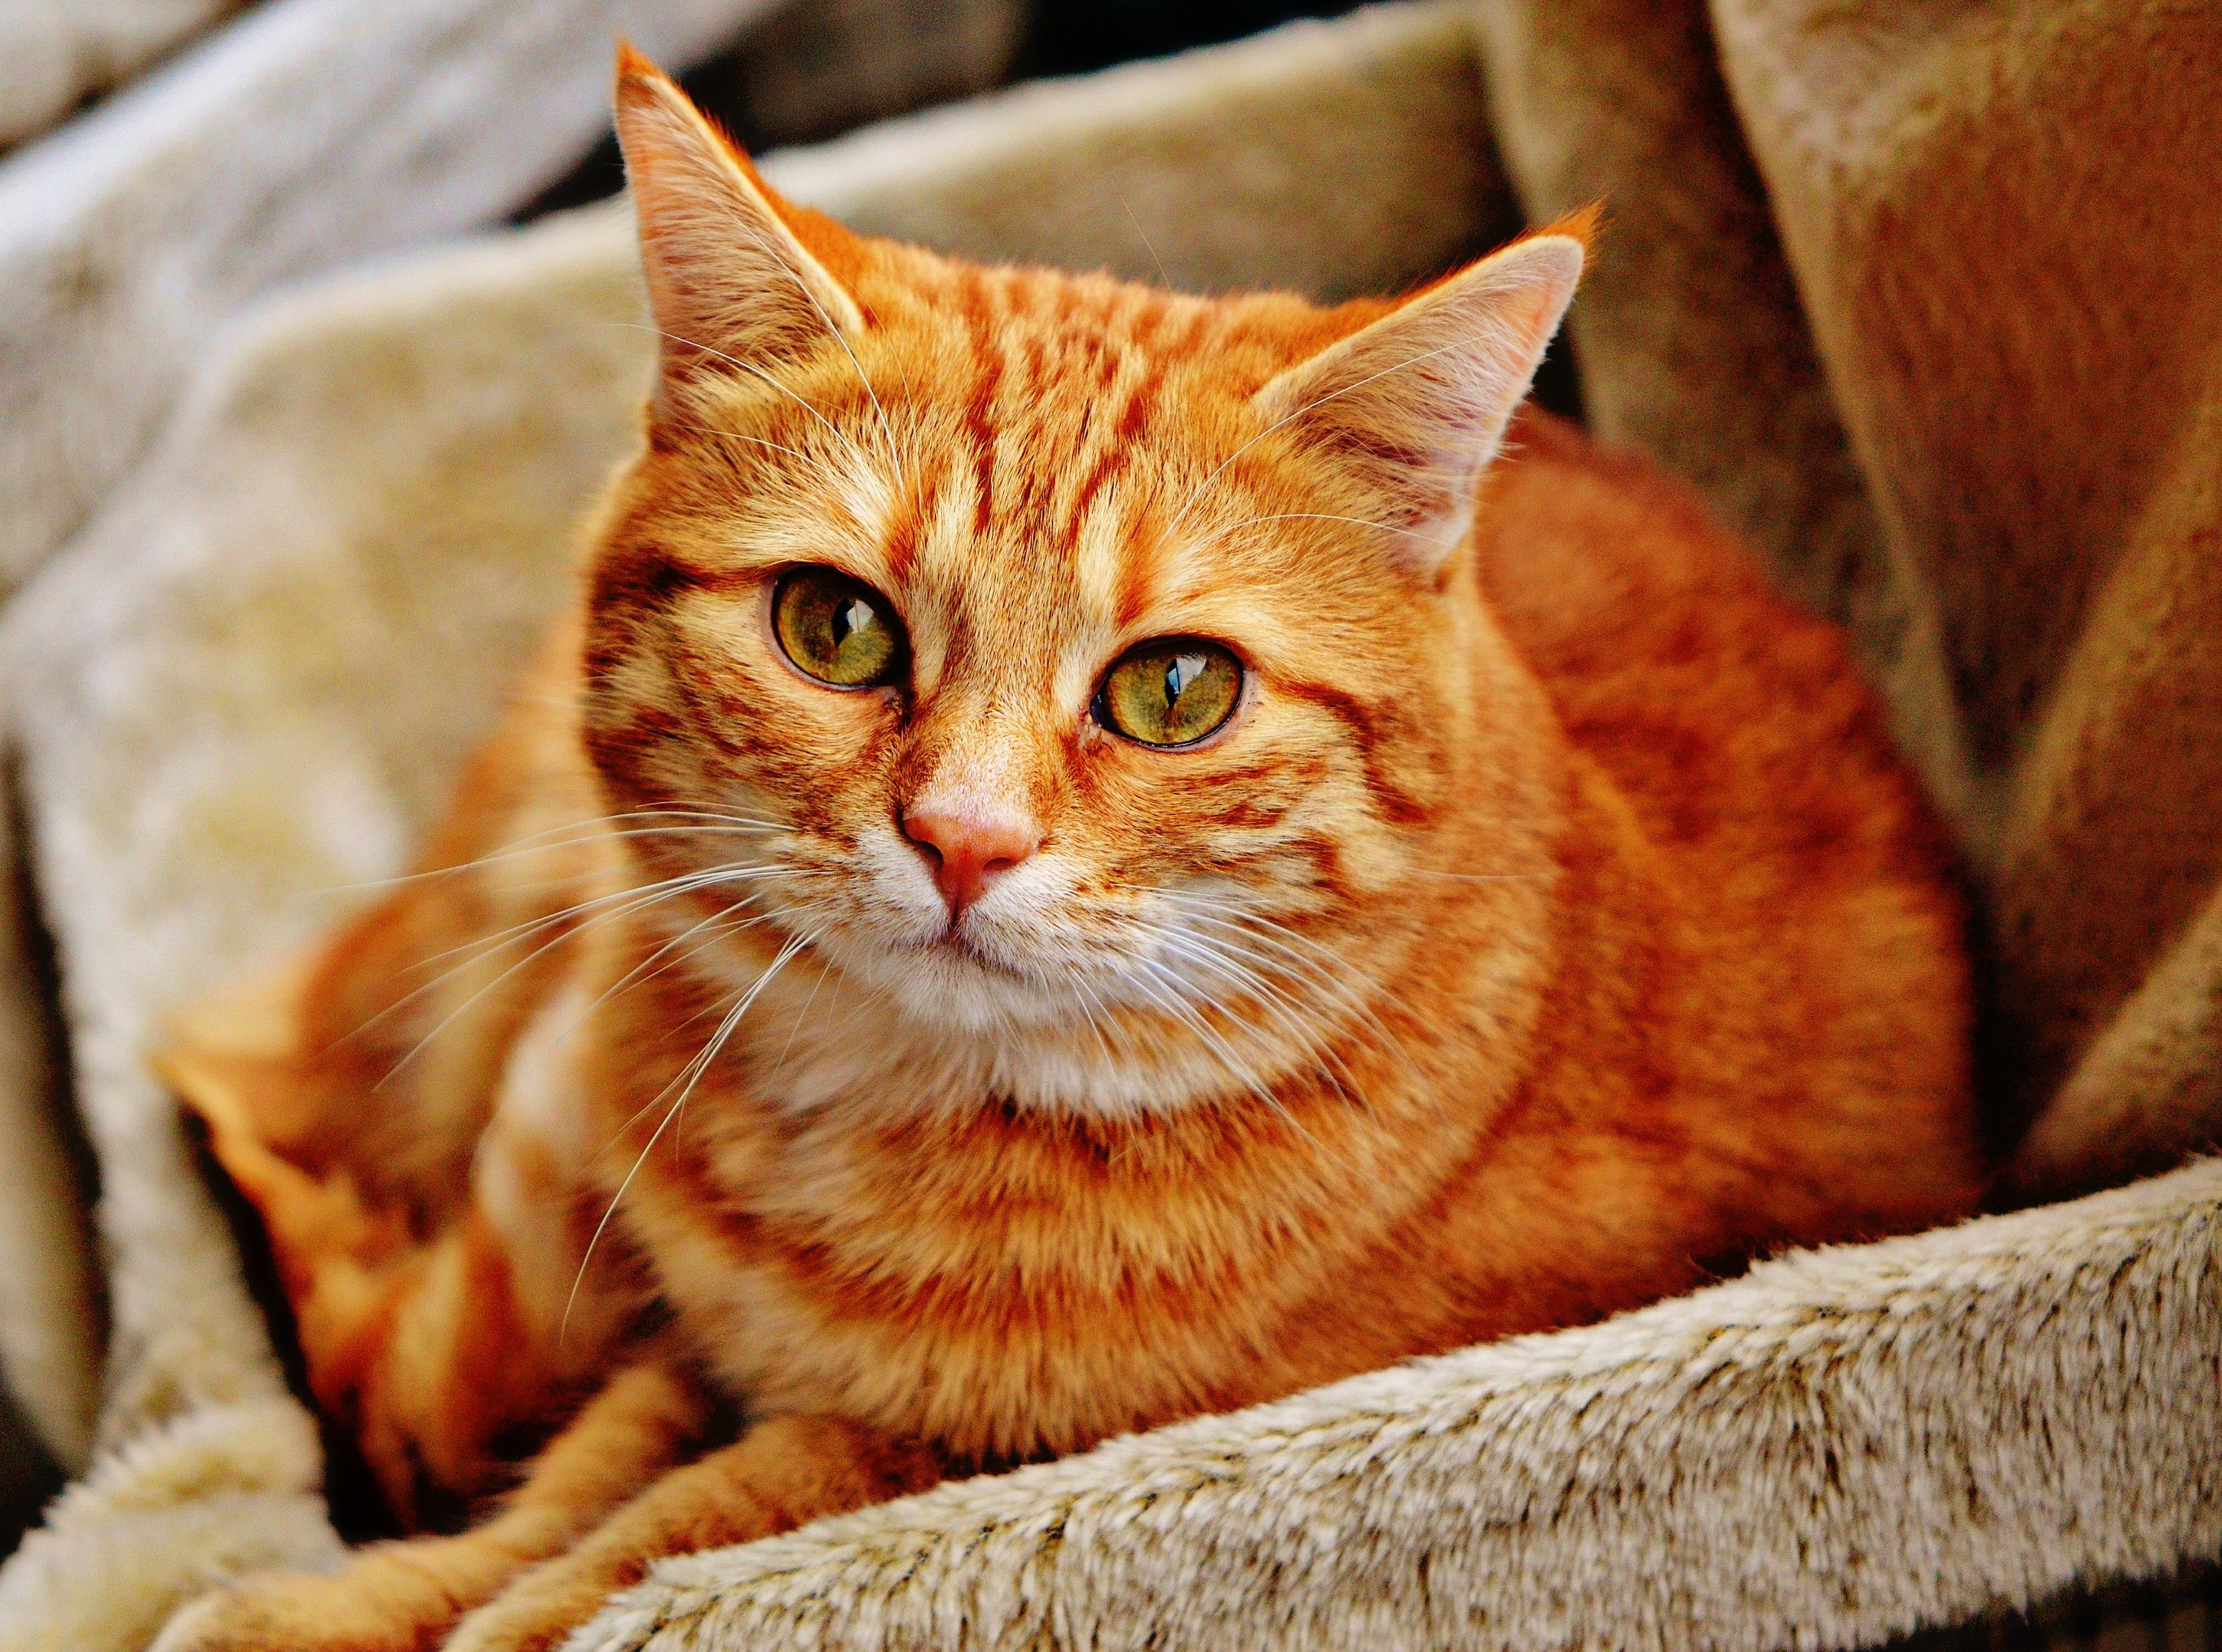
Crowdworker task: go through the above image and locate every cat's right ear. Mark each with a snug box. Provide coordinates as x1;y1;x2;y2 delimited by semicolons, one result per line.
1250;218;1590;573
613;42;865;413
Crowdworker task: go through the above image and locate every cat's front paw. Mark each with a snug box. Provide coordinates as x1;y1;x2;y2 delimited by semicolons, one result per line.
441;1555;632;1652
151;1569;433;1652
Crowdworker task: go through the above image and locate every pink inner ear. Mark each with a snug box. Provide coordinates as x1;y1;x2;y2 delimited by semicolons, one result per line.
1250;234;1584;566
615;58;865;398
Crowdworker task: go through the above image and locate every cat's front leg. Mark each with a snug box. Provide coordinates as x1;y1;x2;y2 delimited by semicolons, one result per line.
443;1413;942;1652
151;1364;708;1652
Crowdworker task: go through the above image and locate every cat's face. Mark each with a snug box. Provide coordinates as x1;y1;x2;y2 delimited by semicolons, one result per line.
583;54;1581;1110
593;281;1456;1039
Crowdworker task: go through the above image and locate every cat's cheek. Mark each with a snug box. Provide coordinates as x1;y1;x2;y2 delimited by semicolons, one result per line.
849;828;957;941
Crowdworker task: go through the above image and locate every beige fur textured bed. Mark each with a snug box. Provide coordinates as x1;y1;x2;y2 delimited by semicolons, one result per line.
0;0;242;149
1;2;2217;1647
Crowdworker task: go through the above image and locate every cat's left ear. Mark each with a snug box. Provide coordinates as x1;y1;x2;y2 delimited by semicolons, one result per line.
613;42;866;412
1252;218;1590;571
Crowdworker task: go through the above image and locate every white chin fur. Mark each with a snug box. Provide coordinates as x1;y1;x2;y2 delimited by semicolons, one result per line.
669;849;1335;1119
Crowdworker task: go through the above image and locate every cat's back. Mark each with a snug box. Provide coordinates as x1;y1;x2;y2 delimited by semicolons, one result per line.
1472;410;1981;1234
1476;412;1914;861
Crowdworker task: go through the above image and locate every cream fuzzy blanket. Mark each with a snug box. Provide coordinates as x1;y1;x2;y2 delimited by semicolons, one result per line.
0;1;242;150
0;0;787;589
1;3;2218;1647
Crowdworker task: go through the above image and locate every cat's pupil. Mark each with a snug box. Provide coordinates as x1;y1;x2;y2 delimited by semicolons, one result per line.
832;597;871;649
1164;653;1205;709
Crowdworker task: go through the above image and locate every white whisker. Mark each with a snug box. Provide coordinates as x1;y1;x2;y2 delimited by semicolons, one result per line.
552;898;777;1053
1130;920;1365;1106
1191;510;1437;555
1160;893;1424;1089
322;809;785;894
562;928;816;1341
365;863;804;1080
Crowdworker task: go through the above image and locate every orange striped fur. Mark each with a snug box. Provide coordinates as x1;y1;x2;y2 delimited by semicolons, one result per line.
155;47;1980;1652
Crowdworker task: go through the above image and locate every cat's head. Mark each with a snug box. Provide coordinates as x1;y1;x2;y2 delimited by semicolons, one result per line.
582;50;1585;1113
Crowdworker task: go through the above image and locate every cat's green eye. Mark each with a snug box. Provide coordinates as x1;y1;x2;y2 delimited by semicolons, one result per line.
773;567;905;688
1095;639;1243;748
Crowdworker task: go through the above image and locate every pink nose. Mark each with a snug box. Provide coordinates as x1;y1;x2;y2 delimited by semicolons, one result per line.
902;806;1041;916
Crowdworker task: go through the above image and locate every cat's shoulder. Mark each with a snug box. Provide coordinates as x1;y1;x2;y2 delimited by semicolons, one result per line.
1473;409;1946;889
1473;409;1873;722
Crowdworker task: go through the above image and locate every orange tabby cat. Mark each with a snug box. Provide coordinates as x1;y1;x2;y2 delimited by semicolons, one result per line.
155;45;1980;1652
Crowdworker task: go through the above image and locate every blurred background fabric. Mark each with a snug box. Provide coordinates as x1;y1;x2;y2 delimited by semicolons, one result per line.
0;0;2218;1647
0;1;249;149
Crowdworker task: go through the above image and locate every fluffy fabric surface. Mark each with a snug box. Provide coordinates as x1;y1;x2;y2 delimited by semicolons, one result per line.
0;1;2216;1647
0;0;782;593
574;1158;2222;1651
0;0;244;150
0;214;653;1649
0;800;97;1473
1471;0;1885;692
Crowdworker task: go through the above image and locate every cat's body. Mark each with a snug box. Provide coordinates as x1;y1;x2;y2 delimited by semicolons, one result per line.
156;48;1978;1652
